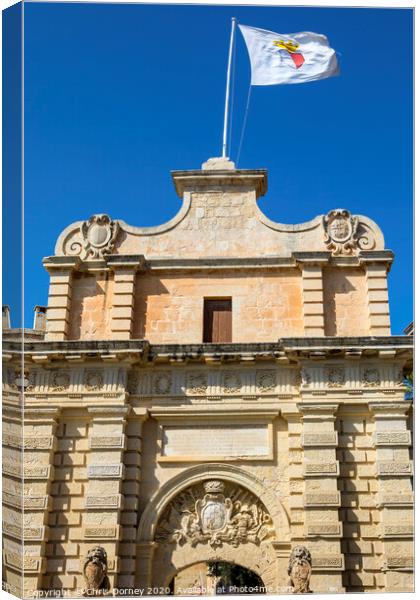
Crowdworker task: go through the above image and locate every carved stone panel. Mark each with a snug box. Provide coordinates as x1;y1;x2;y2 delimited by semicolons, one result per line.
153;372;172;395
187;373;207;396
161;424;270;459
326;367;345;388
323;209;359;255
223;372;242;394
256;370;277;393
85;370;103;391
155;480;275;548
362;368;380;387
81;214;119;259
50;370;70;392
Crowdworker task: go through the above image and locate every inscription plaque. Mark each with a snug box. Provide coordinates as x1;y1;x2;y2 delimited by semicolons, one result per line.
161;425;270;459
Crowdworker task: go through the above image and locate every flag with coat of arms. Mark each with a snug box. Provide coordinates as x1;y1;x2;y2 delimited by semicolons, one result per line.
238;24;339;85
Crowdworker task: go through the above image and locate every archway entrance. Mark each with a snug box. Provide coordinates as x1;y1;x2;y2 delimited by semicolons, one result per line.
210;561;267;595
136;468;291;591
170;561;266;595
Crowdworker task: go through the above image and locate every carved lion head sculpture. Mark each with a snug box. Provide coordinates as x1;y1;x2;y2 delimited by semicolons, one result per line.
288;545;312;573
83;546;111;594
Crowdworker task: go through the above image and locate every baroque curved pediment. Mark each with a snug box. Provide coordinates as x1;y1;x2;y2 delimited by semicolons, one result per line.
53;206;383;260
51;161;384;260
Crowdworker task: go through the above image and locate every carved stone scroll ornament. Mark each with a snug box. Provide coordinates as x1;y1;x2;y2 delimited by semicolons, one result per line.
155;480;275;549
80;214;119;259
59;214;120;259
82;546;110;596
323;209;360;255
287;546;312;594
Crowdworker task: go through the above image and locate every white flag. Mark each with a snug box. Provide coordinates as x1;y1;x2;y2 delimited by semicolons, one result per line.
238;24;339;85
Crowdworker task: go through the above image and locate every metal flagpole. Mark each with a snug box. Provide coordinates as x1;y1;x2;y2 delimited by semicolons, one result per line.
222;17;236;158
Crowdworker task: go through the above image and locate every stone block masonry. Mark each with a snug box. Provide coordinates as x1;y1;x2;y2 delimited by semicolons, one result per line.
3;158;412;596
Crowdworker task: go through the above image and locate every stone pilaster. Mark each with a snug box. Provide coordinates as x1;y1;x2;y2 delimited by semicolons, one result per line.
22;408;60;596
44;257;80;341
369;401;413;592
298;403;344;593
109;258;143;340
363;262;391;335
295;255;329;336
83;405;131;591
117;407;148;590
135;541;158;591
2;407;24;598
282;406;304;545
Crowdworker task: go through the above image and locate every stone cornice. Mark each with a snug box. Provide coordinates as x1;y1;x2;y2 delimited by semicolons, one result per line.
41;250;395;274
43;255;81;272
171;168;268;199
3;337;412;366
150;407;280;420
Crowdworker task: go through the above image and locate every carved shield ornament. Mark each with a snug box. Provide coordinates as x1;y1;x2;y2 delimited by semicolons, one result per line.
201;500;228;532
329;215;351;241
196;481;233;535
323;209;359;255
81;214;119;259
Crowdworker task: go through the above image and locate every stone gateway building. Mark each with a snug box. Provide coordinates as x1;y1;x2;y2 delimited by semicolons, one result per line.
2;157;413;596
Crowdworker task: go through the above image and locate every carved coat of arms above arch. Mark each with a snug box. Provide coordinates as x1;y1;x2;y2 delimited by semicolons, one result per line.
155;480;275;549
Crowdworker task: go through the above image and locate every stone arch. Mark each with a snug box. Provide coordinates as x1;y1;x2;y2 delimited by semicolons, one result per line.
137;463;290;544
135;464;291;590
168;558;267;590
156;542;278;590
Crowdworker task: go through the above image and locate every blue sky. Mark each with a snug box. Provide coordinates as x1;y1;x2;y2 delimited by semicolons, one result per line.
18;2;413;332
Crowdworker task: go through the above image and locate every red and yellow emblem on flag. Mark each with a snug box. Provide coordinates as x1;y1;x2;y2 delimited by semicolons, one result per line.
273;39;305;69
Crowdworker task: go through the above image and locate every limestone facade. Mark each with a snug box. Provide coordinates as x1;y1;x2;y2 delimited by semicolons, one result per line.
2;157;413;596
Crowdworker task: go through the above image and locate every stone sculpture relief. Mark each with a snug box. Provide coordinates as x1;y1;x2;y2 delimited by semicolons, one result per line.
326;367;345;388
362;368;380;387
287;546;312;594
82;546;110;596
155;480;274;549
24;370;37;392
223;373;242;394
81;215;119;259
323;209;375;255
187;373;208;395
55;204;383;259
50;370;70;392
256;370;276;393
62;214;119;259
85;370;104;391
153;372;172;395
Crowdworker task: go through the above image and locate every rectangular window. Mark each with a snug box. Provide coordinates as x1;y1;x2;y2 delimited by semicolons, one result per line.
203;298;232;343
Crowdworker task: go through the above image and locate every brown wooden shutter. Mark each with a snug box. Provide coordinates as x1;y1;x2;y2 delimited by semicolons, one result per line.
203;299;232;343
